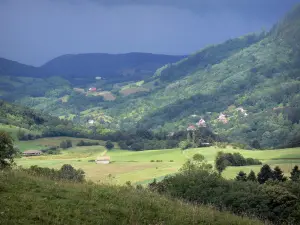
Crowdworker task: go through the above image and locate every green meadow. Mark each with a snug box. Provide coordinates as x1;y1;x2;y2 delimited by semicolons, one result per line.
15;137;300;185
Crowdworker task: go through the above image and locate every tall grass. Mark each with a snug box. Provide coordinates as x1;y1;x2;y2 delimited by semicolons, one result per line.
0;170;263;225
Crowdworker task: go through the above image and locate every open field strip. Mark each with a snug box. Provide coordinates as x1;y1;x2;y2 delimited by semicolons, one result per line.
14;137;300;184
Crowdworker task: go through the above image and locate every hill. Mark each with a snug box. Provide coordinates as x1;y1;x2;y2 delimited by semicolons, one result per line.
1;4;300;149
0;57;41;77
98;4;300;149
41;52;185;83
0;170;262;225
0;100;97;140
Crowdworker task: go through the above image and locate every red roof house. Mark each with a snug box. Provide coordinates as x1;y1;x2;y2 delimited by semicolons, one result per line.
187;125;196;131
88;87;97;92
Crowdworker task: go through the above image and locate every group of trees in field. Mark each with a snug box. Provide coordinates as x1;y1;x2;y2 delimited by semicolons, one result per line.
215;151;262;174
59;140;73;149
149;154;300;224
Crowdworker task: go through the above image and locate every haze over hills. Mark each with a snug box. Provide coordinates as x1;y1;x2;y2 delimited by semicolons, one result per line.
0;53;184;83
41;53;185;82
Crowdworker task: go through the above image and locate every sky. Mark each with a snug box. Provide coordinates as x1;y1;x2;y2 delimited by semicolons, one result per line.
0;0;299;66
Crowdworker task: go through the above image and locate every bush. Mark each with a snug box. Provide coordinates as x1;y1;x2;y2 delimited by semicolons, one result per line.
178;140;191;150
105;141;114;150
215;151;262;174
77;140;99;146
149;162;300;224
24;164;85;182
60;140;72;149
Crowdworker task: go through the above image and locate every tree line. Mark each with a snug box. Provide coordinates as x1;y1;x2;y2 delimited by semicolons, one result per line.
149;154;300;224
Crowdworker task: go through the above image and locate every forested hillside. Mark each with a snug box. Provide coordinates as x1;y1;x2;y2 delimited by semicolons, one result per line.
0;100;92;139
101;4;300;149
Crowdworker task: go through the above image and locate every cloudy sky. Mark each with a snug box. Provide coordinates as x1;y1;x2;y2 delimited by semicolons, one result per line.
1;0;299;66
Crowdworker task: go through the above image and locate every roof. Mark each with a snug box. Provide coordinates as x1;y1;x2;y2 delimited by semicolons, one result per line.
23;150;42;154
96;156;110;161
187;125;196;131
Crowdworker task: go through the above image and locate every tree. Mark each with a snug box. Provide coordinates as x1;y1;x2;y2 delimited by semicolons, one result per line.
290;165;300;181
66;140;72;148
273;166;287;182
192;153;205;162
215;151;230;174
60;140;68;149
105;141;114;150
235;171;247;181
179;140;191;150
257;164;274;184
247;170;257;182
0;131;18;169
59;164;85;182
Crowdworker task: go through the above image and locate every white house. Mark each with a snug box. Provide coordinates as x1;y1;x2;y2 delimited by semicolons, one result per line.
88;119;95;125
95;156;110;164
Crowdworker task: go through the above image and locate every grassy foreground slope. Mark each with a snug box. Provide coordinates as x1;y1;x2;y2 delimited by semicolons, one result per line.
0;171;262;225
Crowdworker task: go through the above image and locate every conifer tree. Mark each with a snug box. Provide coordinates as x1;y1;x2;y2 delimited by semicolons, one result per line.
273;166;287;182
257;164;274;184
290;165;300;181
247;170;257;182
235;171;247;181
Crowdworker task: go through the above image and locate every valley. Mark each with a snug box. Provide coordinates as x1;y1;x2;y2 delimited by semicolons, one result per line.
14;136;300;185
1;2;300;225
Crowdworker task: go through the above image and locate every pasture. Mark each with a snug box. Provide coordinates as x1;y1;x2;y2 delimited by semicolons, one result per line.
14;137;300;185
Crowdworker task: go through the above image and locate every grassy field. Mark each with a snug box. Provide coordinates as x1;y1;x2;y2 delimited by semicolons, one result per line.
0;171;263;225
15;137;300;185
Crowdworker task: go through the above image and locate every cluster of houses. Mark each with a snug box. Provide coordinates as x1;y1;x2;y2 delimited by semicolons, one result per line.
187;107;248;129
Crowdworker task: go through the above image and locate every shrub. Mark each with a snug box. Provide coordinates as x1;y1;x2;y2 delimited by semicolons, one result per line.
24;164;85;182
149;162;300;224
0;131;19;169
105;141;114;150
77;140;99;146
178;140;191;150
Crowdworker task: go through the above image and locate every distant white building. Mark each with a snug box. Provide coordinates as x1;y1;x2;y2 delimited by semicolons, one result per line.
95;156;110;164
236;107;248;116
88;119;95;125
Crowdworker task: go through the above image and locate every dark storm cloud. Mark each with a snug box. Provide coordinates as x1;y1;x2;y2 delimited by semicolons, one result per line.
0;0;299;66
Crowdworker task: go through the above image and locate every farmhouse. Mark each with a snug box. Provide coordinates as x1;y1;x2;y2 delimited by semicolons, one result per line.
187;125;196;131
88;87;97;92
88;119;95;125
218;113;228;124
23;150;42;156
95;156;110;164
196;119;206;127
